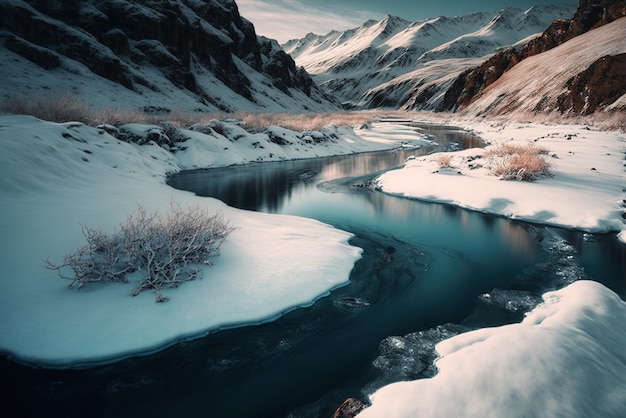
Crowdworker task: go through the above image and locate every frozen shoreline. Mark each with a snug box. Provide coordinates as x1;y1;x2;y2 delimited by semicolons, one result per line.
375;118;626;243
0;114;624;369
0;115;411;367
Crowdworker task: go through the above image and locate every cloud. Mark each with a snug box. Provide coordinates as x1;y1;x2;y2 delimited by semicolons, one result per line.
237;0;374;43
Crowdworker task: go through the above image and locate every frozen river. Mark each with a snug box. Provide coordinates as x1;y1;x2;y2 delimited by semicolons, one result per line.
3;123;625;417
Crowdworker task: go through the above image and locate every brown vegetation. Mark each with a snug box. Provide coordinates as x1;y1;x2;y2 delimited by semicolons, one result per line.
0;93;372;131
436;154;454;168
485;142;552;181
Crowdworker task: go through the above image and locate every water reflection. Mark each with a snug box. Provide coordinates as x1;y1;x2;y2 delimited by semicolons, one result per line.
167;124;481;214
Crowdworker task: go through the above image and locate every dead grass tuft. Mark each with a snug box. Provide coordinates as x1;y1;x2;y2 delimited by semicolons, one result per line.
436;154;454;168
2;93;93;124
486;142;552;181
234;111;373;132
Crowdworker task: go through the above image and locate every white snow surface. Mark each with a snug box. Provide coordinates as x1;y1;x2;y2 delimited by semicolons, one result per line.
0;114;409;367
359;280;626;417
376;118;626;241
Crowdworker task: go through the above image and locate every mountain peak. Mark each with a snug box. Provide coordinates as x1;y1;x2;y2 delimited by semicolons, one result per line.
285;3;578;110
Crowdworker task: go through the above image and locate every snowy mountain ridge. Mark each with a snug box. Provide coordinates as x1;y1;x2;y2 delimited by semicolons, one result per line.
283;5;577;109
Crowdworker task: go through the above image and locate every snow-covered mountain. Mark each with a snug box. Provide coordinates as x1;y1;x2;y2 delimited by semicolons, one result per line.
283;5;576;110
443;0;626;115
456;16;626;117
0;0;340;113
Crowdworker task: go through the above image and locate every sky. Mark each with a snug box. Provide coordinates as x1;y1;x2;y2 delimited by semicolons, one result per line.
236;0;578;43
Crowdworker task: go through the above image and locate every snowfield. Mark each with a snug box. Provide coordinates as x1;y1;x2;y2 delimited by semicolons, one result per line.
0;111;624;418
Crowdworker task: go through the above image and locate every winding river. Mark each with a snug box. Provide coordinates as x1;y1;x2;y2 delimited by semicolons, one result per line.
3;123;625;417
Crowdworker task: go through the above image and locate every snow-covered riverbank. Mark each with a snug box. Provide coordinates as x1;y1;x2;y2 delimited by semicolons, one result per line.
376;119;626;242
359;279;626;417
1;109;624;411
0;115;416;367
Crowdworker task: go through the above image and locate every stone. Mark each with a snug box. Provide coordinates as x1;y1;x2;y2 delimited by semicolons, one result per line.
333;397;368;418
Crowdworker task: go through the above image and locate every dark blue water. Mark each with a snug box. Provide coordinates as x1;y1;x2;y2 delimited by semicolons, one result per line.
2;123;624;418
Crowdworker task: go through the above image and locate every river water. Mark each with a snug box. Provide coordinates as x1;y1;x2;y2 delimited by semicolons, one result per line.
2;123;625;417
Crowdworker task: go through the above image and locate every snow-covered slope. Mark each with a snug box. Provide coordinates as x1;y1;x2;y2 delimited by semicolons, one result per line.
359;280;626;417
283;5;576;109
459;16;626;116
0;0;340;113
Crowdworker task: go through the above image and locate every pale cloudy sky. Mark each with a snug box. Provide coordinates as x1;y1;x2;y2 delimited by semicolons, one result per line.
236;0;577;43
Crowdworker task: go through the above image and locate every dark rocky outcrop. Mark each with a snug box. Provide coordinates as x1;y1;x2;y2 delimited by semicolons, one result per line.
258;36;320;96
333;397;368;418
556;53;626;114
441;0;626;112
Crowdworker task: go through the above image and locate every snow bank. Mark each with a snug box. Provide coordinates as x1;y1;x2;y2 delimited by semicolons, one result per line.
376;120;626;241
1;115;402;367
359;280;626;417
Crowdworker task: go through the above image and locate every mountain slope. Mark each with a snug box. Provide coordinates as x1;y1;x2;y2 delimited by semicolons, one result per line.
284;5;576;110
0;0;340;113
458;16;626;117
443;0;626;113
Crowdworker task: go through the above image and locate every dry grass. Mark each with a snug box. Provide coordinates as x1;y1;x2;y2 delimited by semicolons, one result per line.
234;111;373;132
436;154;454;168
1;93;94;124
486;142;552;181
1;93;373;131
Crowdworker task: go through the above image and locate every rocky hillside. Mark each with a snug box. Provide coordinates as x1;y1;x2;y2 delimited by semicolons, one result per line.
442;0;626;114
452;16;625;117
284;5;576;110
0;0;340;113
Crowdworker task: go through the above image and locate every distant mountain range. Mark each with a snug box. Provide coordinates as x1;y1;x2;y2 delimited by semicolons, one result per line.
283;5;577;110
442;0;626;115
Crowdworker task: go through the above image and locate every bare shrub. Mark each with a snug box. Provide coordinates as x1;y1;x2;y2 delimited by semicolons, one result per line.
436;154;454;168
486;142;552;181
45;202;234;302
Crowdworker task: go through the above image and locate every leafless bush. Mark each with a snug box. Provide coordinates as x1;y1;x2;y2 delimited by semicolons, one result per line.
45;202;234;302
485;142;552;181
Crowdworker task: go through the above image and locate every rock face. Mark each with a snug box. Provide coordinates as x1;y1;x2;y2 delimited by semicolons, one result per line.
556;53;626;114
0;0;339;112
442;0;626;112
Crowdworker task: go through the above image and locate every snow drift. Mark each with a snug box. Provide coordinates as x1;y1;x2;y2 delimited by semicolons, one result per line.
359;280;626;417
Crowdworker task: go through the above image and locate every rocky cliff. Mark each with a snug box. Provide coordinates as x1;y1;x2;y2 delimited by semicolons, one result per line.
0;0;339;113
